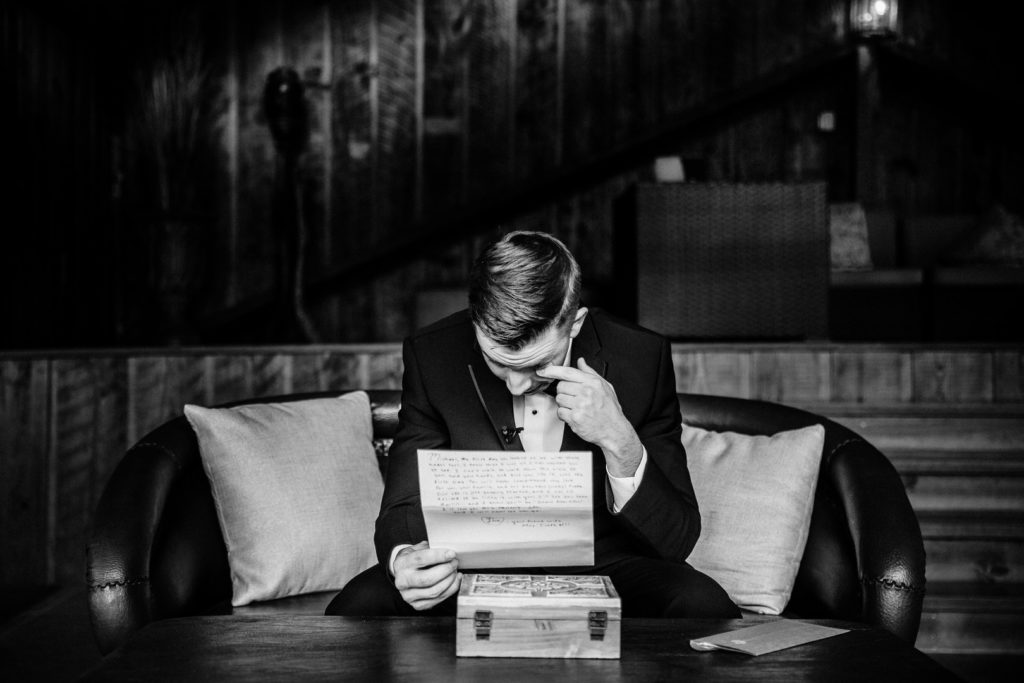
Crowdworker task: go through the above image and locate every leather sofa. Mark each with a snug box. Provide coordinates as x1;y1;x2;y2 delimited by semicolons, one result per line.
86;390;925;655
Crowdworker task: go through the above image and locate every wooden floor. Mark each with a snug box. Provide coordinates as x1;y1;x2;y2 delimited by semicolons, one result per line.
0;588;1019;682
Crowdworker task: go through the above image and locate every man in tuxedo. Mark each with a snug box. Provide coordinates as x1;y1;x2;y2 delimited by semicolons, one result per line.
326;231;737;618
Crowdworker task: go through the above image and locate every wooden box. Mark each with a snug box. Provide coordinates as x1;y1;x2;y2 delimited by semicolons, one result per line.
455;574;621;659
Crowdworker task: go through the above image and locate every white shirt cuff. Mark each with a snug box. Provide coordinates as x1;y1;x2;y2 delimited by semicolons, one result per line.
607;447;648;513
389;544;413;576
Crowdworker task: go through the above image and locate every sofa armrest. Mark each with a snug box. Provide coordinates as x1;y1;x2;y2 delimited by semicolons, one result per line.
86;418;230;655
828;435;926;643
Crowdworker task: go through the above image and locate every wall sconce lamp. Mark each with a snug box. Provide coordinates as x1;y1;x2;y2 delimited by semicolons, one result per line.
850;0;899;36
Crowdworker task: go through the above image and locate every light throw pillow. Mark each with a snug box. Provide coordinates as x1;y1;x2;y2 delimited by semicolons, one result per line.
184;392;383;606
683;422;825;615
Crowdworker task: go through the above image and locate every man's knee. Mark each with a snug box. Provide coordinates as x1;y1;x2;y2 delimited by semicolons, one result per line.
325;565;403;616
662;569;740;618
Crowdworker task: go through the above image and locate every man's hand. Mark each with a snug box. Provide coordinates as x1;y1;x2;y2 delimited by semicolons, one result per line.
393;541;462;611
537;358;643;477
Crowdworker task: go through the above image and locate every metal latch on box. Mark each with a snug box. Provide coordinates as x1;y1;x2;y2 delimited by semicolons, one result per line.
474;611;492;640
589;611;608;641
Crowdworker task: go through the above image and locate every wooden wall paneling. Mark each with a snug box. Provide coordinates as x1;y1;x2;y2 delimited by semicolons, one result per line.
371;269;414;341
415;0;424;219
855;42;883;206
127;356;210;445
67;12;111;345
465;0;513;200
290;351;330;392
752;350;831;403
0;360;50;585
731;0;761;86
582;177;630;281
211;355;255;404
235;2;283;302
514;0;559;182
562;0;604;163
604;0;646;146
633;0;659;138
913;351;995;403
994;351;1024;403
838;413;1024;455
210;0;241;305
906;473;1024;512
6;5;113;348
831;350;908;404
330;281;377;342
671;350;753;398
737;105;788;181
925;537;1024;585
324;351;371;390
282;0;331;276
376;0;418;239
552;174;632;289
655;0;696;115
250;354;293;397
330;0;374;257
703;351;753;399
52;358;127;583
366;348;404;389
421;0;470;216
703;0;740;102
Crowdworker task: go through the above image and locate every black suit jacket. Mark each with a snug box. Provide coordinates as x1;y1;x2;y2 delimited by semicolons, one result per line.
375;309;701;569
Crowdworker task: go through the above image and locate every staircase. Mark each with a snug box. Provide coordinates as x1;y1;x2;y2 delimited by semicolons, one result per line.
820;403;1024;656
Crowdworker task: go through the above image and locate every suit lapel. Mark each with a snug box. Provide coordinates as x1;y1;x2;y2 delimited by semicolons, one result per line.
569;313;608;382
467;358;520;451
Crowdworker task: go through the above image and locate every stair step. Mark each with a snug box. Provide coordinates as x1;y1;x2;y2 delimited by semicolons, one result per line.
889;449;1024;476
925;537;1024;584
811;403;1024;418
925;583;1024;612
918;583;1024;654
918;510;1024;540
904;474;1024;512
829;414;1024;454
918;611;1024;654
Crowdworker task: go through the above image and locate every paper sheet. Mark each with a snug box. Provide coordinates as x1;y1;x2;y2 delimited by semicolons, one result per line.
689;620;849;656
417;449;594;569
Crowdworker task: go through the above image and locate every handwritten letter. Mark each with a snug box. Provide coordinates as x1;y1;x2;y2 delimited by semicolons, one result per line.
418;450;594;568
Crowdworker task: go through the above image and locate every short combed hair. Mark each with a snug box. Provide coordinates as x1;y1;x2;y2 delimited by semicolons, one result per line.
468;230;582;349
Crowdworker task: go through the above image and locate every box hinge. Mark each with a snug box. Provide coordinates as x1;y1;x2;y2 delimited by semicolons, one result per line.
588;611;608;641
474;610;493;640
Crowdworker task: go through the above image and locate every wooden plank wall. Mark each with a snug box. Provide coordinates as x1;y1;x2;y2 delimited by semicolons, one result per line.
1;3;117;349
201;0;859;342
1;344;1021;586
6;2;1022;349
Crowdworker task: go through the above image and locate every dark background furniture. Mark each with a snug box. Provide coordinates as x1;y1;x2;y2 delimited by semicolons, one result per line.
86;390;925;655
612;182;830;340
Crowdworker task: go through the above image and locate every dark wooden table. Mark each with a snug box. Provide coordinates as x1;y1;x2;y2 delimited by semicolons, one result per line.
82;615;959;682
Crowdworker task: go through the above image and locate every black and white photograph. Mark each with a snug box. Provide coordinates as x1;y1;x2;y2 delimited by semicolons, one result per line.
1;1;1022;680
